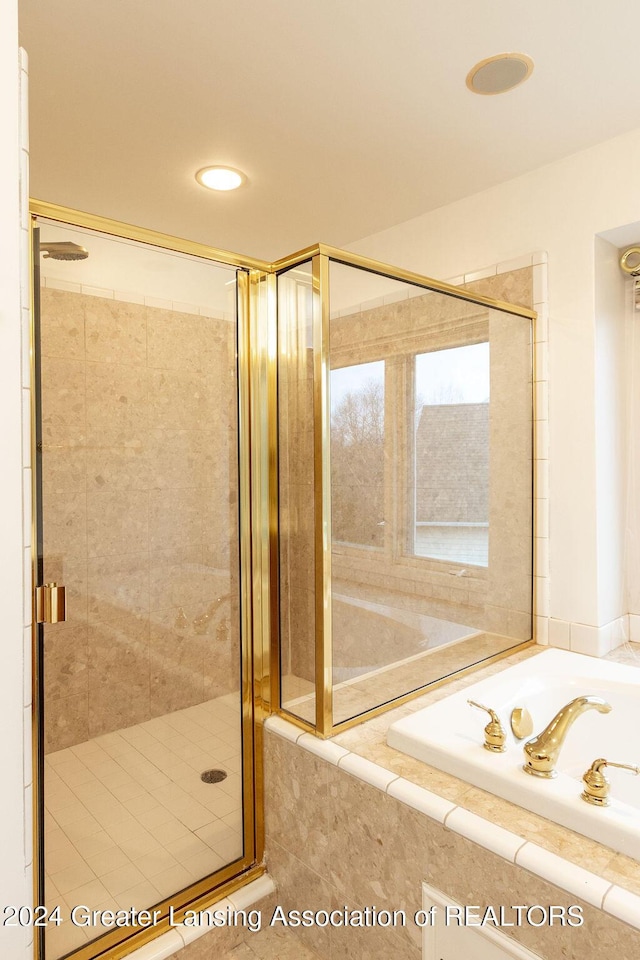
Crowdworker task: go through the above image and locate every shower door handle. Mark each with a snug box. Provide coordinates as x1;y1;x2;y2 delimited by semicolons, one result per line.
35;582;67;623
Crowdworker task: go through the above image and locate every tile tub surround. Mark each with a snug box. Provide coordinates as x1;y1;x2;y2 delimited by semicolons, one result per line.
161;876;327;960
39;288;241;750
385;648;640;859
44;694;242;959
263;645;640;960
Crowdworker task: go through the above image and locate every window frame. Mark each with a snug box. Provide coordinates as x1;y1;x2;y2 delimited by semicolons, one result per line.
330;334;491;588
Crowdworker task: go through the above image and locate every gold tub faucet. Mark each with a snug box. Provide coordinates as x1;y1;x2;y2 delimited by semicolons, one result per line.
523;696;611;779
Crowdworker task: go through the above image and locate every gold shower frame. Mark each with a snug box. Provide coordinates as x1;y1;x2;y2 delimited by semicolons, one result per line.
271;244;537;739
29;200;274;960
28;201;537;960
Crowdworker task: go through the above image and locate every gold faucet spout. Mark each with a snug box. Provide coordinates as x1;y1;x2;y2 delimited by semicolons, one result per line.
523;696;611;779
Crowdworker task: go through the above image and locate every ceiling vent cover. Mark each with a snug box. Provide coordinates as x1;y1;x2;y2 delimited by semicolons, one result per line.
466;53;534;95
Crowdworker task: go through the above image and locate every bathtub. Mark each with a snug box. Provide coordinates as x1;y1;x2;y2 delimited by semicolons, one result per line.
387;648;640;858
332;592;478;682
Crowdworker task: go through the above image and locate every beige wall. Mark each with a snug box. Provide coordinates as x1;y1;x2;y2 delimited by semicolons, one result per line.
40;288;240;751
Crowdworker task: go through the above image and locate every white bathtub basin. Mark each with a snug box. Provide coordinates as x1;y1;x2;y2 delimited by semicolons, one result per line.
387;648;640;858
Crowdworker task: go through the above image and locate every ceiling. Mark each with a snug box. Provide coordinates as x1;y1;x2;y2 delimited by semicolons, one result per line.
19;0;640;261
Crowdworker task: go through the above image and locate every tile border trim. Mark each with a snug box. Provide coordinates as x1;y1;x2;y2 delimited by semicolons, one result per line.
125;874;276;959
264;715;640;933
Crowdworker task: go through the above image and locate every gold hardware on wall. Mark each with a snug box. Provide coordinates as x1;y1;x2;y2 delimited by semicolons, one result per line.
619;247;640;312
620;246;640;276
35;582;66;624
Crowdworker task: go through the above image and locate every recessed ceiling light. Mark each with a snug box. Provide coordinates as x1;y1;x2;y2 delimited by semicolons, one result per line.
466;53;534;95
195;166;246;191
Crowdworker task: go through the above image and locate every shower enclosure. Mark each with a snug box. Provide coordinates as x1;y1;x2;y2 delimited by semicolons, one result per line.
30;205;535;960
276;248;535;735
31;204;268;960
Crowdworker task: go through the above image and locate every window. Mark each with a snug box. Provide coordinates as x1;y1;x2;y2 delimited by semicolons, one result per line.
411;343;490;565
329;343;490;568
330;361;385;549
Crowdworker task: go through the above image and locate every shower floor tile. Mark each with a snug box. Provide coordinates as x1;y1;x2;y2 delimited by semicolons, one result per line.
44;693;243;959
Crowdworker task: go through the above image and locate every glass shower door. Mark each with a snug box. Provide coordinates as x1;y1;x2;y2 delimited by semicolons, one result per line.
33;216;254;960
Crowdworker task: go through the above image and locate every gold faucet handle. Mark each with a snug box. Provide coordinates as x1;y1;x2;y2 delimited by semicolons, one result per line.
581;757;640;807
467;700;507;753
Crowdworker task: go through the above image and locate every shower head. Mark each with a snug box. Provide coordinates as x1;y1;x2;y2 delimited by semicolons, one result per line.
40;241;89;261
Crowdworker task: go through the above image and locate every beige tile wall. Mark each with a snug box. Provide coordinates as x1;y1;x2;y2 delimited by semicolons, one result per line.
264;728;640;960
40;289;240;751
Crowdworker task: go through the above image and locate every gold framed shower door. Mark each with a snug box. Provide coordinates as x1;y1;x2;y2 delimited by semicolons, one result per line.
29;200;274;960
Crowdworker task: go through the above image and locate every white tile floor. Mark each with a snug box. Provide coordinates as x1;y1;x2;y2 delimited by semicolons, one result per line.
44;694;244;958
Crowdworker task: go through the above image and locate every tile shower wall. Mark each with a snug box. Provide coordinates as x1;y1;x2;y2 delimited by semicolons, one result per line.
40;287;240;751
447;255;551;650
462;252;622;657
462;257;550;648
